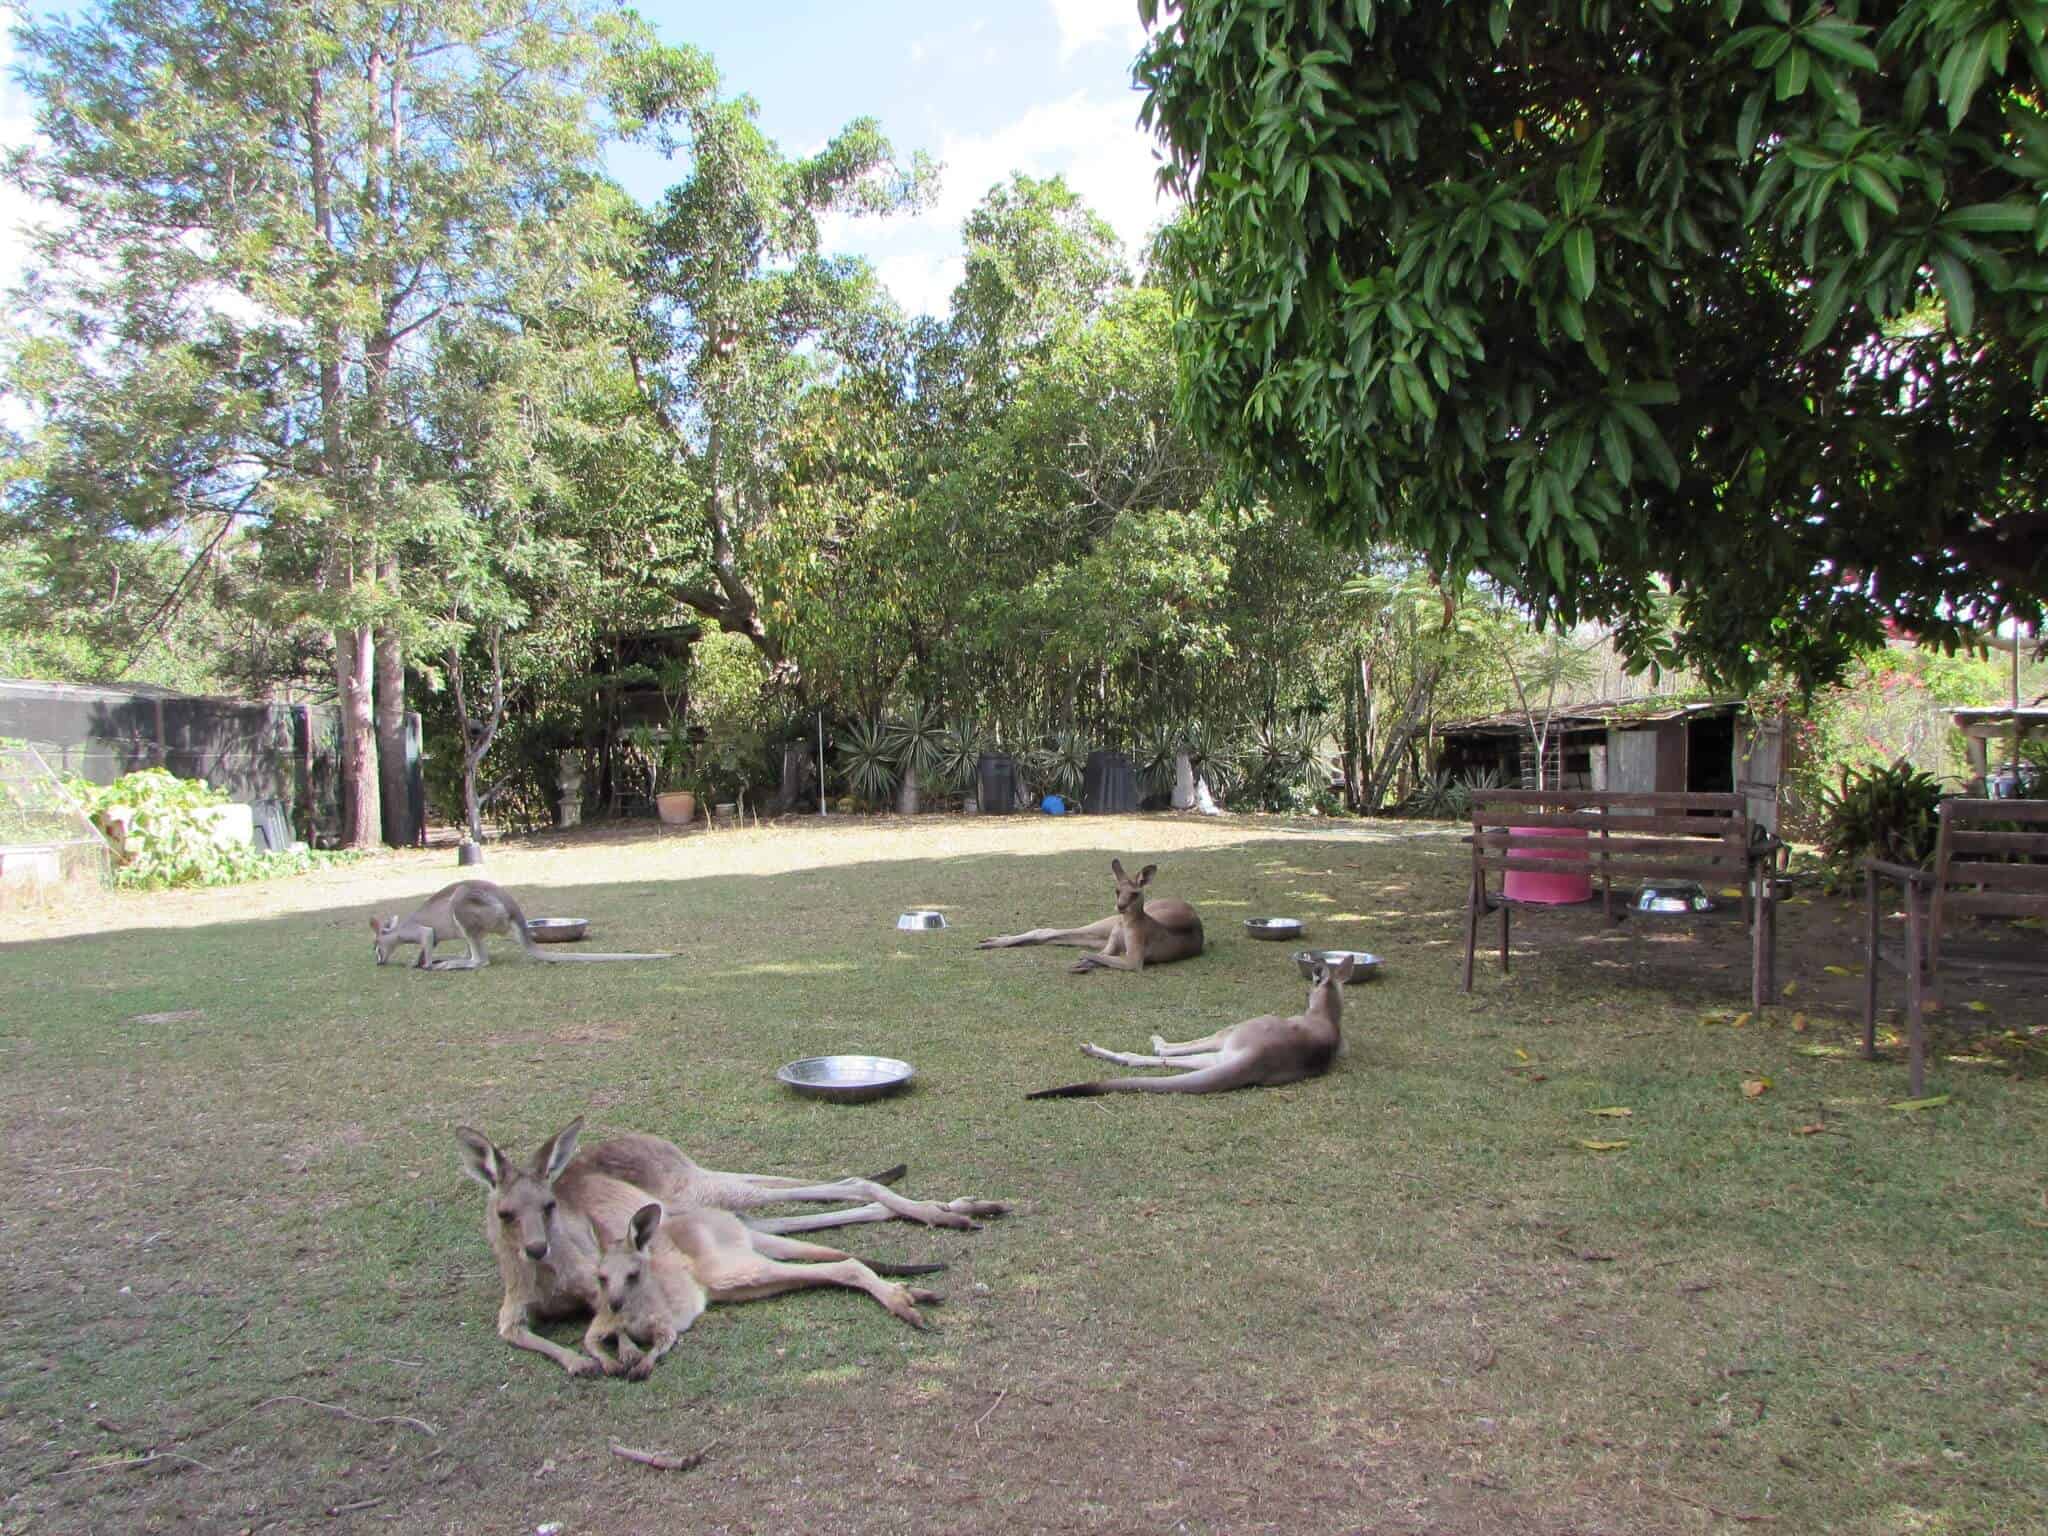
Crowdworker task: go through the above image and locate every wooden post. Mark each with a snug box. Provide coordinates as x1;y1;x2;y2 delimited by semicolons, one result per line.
1903;883;1927;1098
1861;867;1881;1060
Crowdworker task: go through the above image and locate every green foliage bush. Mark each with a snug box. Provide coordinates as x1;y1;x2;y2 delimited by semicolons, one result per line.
65;769;358;889
1816;758;1945;885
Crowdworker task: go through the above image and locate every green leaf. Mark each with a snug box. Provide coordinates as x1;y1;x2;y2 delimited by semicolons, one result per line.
1802;21;1879;71
1563;226;1596;300
1943;202;2035;235
1887;1094;1952;1112
1775;45;1811;99
1930;244;1976;334
1939;27;1993;128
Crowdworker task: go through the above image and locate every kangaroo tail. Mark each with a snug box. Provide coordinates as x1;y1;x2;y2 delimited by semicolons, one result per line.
867;1163;908;1186
1027;1061;1249;1099
531;949;676;962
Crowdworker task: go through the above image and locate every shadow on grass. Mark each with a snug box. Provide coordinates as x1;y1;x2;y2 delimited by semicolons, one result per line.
2;829;2043;1536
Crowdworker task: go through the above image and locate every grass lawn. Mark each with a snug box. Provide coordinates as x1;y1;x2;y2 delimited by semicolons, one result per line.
2;813;2043;1536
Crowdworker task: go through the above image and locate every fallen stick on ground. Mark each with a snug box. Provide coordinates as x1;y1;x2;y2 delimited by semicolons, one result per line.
609;1440;714;1472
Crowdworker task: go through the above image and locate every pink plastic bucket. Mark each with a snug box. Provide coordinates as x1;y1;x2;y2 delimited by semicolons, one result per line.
1502;826;1593;904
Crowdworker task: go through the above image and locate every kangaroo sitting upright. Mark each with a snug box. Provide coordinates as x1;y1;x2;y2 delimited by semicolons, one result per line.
372;880;673;969
1027;954;1356;1098
977;858;1204;974
583;1202;945;1380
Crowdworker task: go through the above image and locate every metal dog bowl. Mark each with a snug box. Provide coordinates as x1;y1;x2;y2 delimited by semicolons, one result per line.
1293;949;1382;981
1636;881;1713;915
896;910;948;931
526;917;589;943
777;1054;916;1104
1245;917;1305;941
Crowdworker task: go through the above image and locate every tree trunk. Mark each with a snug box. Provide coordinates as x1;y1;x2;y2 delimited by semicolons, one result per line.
374;558;409;846
896;764;920;815
335;619;380;847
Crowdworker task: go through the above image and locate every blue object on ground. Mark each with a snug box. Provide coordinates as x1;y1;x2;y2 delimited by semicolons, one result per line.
1041;794;1067;815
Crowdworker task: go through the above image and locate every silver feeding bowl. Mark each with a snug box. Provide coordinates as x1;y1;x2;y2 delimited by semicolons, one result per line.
526;917;589;944
1293;949;1382;982
1245;917;1306;941
777;1054;916;1104
1636;880;1714;915
897;910;949;931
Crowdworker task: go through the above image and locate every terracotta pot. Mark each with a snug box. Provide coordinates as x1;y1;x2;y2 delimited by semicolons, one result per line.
655;790;697;825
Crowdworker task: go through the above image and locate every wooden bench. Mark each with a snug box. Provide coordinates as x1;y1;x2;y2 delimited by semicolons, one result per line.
1864;798;2048;1097
1463;789;1780;1008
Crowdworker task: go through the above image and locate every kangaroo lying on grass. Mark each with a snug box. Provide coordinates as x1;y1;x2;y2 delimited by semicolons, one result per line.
1028;954;1356;1099
372;880;673;969
978;858;1203;974
584;1202;945;1379
456;1119;1001;1374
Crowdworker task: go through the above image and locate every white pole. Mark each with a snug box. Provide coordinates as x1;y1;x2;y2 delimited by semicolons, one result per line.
817;711;827;815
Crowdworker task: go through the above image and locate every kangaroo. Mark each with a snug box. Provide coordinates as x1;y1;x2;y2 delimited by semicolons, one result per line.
372;880;673;969
575;1130;1009;1235
977;858;1204;974
456;1119;999;1374
1027;954;1356;1098
583;1202;945;1380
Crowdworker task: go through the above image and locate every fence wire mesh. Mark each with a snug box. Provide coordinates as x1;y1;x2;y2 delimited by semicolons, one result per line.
0;743;113;910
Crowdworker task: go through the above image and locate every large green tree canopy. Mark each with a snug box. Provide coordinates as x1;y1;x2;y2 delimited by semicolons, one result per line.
1137;0;2048;689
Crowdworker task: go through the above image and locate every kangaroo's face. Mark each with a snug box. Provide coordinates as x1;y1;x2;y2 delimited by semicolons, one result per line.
597;1204;664;1315
1110;859;1158;917
455;1119;582;1265
1308;956;1356;1009
370;915;401;965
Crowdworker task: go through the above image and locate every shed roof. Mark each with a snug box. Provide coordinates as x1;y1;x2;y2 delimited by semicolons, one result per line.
1435;696;1747;737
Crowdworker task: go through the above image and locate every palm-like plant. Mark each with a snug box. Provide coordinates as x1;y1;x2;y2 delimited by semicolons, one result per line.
836;717;898;806
935;716;988;793
1135;722;1187;797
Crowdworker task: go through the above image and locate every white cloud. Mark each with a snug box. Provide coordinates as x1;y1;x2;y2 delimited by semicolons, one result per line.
1048;0;1146;64
821;88;1176;317
928;90;1168;252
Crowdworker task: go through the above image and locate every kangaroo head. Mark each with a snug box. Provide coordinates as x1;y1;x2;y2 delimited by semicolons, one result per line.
370;914;405;965
1110;859;1157;916
1308;955;1357;1011
596;1202;664;1315
455;1117;582;1264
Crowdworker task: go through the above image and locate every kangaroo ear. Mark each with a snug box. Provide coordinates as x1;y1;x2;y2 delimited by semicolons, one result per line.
455;1127;507;1189
1110;858;1128;882
630;1202;664;1253
533;1116;584;1185
1137;864;1157;886
1334;956;1356;982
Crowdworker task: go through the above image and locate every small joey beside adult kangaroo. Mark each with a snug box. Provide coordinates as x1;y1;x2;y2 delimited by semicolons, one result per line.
583;1203;947;1380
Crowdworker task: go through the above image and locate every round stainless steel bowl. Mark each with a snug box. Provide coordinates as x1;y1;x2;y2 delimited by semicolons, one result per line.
776;1054;916;1104
1244;917;1305;941
1293;948;1382;981
526;918;589;943
896;910;948;930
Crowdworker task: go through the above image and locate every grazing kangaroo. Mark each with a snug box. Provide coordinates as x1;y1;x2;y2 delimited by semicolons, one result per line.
1027;954;1356;1099
978;858;1204;974
583;1202;945;1380
372;880;673;969
456;1120;999;1374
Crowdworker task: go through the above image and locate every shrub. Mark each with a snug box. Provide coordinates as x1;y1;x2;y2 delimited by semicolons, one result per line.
1816;759;1944;884
65;768;359;889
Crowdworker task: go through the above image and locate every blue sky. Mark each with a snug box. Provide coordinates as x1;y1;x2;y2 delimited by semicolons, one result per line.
0;0;1176;316
622;0;1174;313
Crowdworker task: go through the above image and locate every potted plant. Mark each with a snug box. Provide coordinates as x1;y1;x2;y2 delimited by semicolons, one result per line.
654;733;701;826
700;717;765;824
